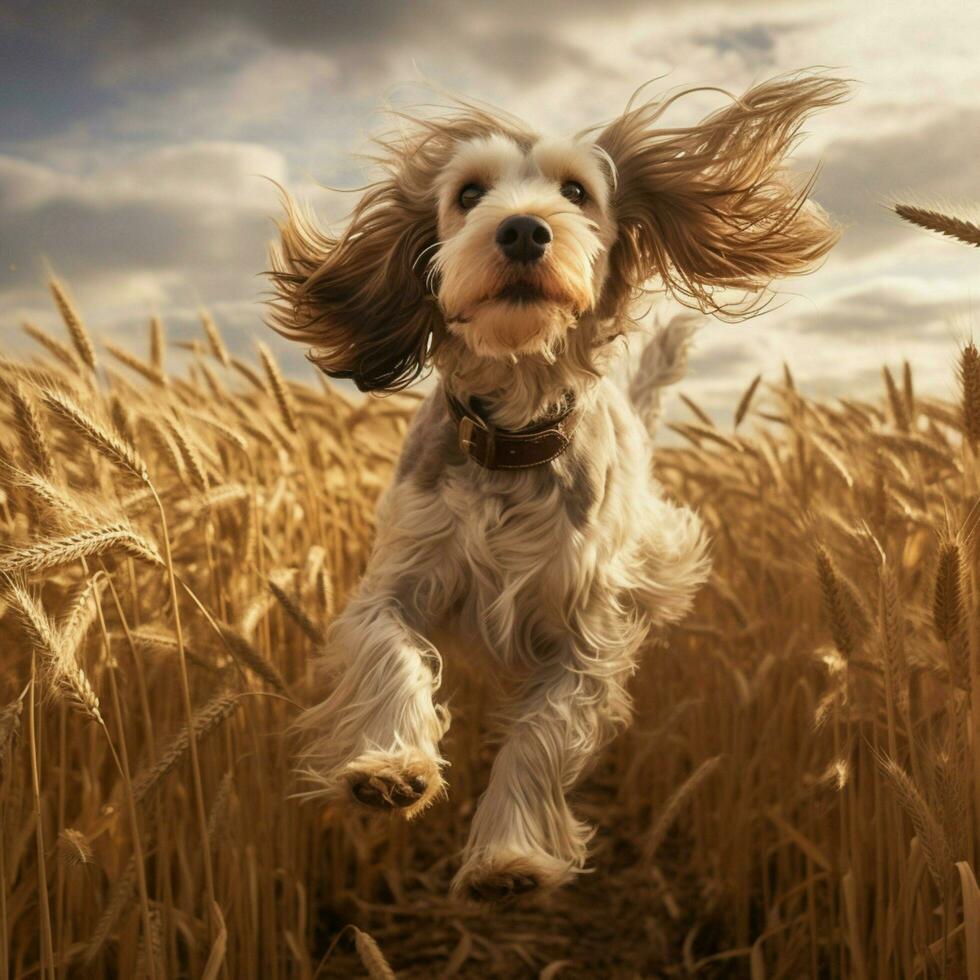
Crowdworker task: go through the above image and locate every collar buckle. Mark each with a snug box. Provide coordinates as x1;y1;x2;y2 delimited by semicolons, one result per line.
457;414;481;455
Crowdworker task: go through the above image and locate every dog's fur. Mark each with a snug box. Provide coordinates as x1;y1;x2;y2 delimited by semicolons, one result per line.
267;73;846;903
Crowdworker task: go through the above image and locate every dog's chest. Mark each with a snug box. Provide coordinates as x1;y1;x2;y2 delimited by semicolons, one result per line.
432;469;603;652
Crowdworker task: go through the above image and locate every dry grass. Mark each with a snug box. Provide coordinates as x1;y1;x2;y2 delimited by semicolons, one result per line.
2;286;980;979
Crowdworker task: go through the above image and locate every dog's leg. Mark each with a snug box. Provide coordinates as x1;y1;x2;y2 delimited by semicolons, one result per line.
452;634;634;903
294;583;450;818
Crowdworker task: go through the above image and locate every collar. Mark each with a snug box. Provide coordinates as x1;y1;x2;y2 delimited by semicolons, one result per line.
445;388;580;470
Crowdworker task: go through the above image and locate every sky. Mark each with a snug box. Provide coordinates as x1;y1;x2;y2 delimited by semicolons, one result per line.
2;0;979;423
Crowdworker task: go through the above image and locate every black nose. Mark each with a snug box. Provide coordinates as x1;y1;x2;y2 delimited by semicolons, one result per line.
495;214;552;263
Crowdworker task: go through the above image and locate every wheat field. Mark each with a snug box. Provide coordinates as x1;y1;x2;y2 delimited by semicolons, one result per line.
2;248;980;977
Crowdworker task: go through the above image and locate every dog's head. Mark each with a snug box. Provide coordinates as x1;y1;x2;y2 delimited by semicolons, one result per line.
268;74;847;392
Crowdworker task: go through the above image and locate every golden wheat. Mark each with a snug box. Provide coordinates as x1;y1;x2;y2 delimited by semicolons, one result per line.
2;284;979;977
895;202;980;248
48;278;97;372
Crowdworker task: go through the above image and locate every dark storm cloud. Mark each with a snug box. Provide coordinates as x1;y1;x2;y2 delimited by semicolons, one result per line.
5;0;639;82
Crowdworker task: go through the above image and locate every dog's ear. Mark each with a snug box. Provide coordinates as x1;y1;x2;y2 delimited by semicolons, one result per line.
267;171;443;392
593;74;848;319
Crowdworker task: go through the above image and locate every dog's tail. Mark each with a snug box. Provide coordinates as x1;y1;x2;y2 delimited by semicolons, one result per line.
627;312;700;438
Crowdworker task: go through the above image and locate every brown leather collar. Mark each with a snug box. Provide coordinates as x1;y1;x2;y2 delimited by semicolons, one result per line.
445;388;579;470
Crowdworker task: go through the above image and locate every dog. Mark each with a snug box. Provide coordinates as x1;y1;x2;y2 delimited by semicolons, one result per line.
267;72;845;903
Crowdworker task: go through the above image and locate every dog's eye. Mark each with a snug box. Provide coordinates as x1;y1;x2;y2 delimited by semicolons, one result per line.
560;181;586;206
458;183;485;210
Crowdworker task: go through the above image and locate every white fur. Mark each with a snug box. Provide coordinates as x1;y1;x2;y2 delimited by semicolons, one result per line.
294;133;711;902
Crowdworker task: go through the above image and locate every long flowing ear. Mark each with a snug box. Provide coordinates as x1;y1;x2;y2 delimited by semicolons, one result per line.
592;74;849;319
266;168;443;393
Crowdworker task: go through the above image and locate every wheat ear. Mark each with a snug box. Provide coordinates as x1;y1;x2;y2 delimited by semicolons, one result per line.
933;538;970;689
57;828;94;868
352;928;397;980
217;623;288;694
0;525;163;575
876;752;954;891
646;755;722;859
104;342;166;387
200;311;230;366
0;695;24;786
85;855;137;962
49;278;97;372
3;579;104;725
149;316;165;374
130;691;240;806
40;388;149;483
268;575;325;645
256;342;299;433
815;544;870;658
894;203;980;248
4;380;55;478
21;322;83;372
959;343;980;447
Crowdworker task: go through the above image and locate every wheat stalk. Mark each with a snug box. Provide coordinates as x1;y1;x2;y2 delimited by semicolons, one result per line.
200;311;230;366
959;343;980;448
57;828;94;868
352;928;397;980
166;418;209;493
49;278;97;372
894;203;980;248
130;691;239;806
149;317;165;374
876;752;954;892
41;388;150;483
268;574;325;645
3;579;104;725
4;380;55;478
0;525;163;575
104;342;167;387
21;322;83;372
646;755;722;859
217;623;288;694
256;342;299;434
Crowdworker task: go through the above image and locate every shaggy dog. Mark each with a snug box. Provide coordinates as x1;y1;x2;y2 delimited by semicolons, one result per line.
267;72;845;903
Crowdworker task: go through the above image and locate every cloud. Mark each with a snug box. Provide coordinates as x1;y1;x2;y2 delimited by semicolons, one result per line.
2;0;979;422
809;107;980;259
0;137;359;385
0;142;294;323
790;280;968;341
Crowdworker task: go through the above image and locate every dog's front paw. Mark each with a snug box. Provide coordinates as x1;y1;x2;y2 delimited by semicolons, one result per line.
451;849;574;906
342;749;445;819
